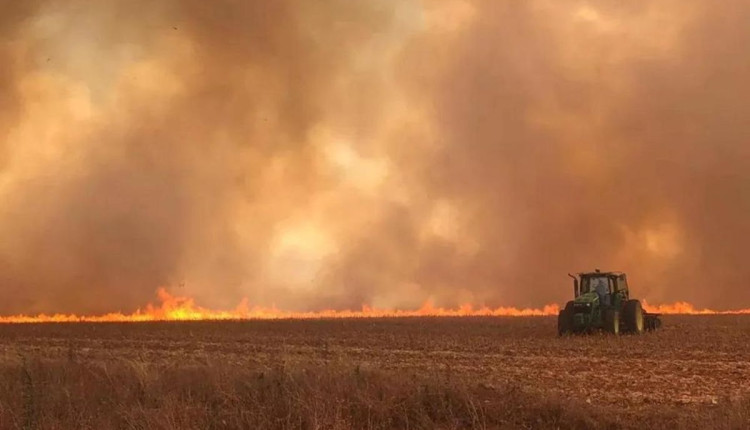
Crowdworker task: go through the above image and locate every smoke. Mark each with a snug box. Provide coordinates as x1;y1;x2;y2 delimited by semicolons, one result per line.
384;0;750;309
0;0;748;314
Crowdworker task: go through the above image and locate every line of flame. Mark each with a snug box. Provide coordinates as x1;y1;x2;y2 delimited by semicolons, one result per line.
0;289;559;323
642;300;750;315
0;289;748;323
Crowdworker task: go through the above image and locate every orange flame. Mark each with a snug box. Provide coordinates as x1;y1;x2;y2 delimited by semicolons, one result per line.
1;290;748;323
0;288;560;323
642;300;750;315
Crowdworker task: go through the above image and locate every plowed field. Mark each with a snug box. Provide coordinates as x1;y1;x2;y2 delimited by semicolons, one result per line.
2;315;748;411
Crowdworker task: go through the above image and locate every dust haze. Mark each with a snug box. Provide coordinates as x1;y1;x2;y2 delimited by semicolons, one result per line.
0;0;747;314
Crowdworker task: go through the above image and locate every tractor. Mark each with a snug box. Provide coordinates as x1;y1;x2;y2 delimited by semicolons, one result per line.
558;270;661;335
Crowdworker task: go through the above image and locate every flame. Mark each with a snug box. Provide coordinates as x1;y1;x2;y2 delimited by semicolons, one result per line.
0;289;560;323
0;290;748;323
642;300;750;315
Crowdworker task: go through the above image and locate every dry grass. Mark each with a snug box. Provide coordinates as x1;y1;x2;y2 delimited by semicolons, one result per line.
0;316;748;429
4;358;748;430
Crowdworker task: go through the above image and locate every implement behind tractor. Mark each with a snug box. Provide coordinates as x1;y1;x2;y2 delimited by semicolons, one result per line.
558;270;661;335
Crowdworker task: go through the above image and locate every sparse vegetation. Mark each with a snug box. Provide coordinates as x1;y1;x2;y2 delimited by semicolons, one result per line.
0;316;748;429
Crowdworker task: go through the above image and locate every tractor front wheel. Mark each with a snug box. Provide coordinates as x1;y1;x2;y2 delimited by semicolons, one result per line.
604;309;620;335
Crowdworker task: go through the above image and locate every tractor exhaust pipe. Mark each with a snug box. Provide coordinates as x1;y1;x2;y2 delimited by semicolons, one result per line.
568;273;579;297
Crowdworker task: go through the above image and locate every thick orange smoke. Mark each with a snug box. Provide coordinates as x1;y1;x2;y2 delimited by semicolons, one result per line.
1;1;749;315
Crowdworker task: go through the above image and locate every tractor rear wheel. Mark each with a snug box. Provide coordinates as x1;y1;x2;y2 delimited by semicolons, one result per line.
557;301;574;336
623;300;645;334
604;309;620;335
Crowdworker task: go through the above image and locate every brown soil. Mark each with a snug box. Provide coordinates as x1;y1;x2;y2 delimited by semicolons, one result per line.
0;315;748;429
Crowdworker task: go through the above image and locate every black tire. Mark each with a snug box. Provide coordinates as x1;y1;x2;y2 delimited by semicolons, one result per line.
557;301;574;336
623;300;645;334
604;309;620;335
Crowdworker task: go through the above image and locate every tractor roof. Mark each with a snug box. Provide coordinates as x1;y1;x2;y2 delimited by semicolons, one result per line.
578;270;625;277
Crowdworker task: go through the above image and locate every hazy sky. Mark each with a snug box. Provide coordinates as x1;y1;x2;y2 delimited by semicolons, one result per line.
0;0;748;314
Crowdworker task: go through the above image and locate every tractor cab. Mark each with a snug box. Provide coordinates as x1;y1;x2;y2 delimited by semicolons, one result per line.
568;269;630;307
572;270;630;309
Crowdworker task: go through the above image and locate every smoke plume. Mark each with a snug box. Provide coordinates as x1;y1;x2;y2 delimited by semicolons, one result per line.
0;0;748;314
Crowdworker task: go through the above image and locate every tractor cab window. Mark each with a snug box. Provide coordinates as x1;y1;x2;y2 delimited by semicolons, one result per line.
582;276;613;306
616;276;628;292
581;276;611;295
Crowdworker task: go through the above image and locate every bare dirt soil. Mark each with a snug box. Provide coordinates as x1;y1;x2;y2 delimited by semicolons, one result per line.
0;315;748;429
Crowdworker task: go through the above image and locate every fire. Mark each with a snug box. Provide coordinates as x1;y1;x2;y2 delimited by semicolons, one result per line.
642;301;750;315
0;290;748;323
0;289;560;323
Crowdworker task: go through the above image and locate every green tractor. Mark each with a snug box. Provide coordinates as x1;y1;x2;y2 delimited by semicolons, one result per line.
558;270;661;335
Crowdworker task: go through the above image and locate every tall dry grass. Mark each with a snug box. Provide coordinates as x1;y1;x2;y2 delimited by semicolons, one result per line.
0;355;747;430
